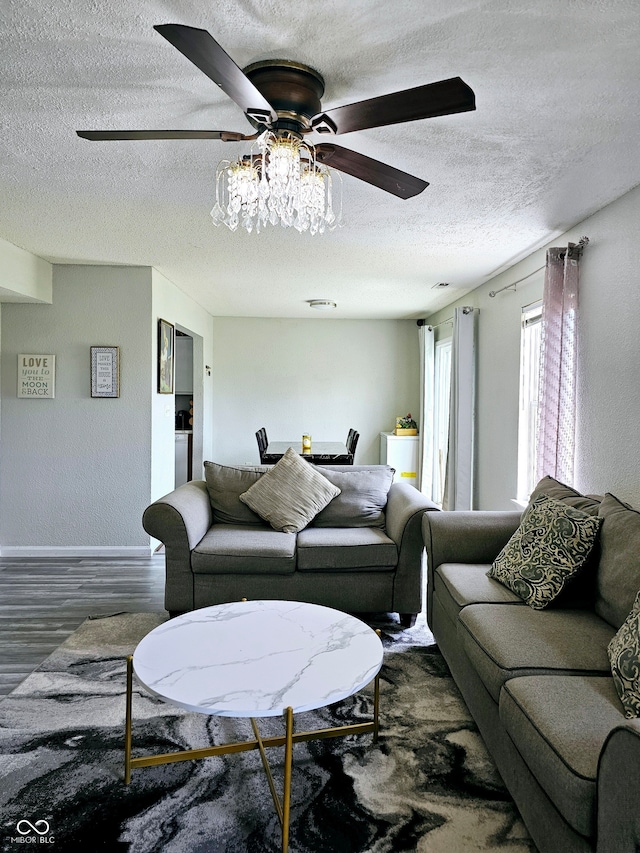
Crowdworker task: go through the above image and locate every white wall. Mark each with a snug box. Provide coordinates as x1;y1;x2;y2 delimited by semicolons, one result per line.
151;269;214;502
425;183;640;509
0;236;52;303
211;318;420;466
0;265;152;554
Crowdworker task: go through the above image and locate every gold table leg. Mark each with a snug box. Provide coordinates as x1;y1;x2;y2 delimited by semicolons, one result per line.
124;660;381;853
124;655;133;785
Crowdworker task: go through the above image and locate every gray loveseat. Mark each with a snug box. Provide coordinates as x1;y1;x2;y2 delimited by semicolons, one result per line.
422;476;640;853
144;462;438;625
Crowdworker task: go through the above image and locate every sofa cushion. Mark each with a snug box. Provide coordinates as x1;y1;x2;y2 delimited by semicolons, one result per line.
191;524;296;575
204;461;269;525
608;589;640;718
296;527;397;571
500;674;625;838
312;466;394;529
595;493;640;629
239;447;340;533
530;475;601;515
488;494;601;609
434;563;523;624
458;603;615;703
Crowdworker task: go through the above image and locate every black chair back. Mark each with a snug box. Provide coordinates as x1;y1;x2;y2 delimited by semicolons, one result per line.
347;429;359;462
255;428;268;460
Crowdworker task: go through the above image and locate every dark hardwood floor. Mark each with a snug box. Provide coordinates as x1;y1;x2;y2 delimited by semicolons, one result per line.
0;555;166;697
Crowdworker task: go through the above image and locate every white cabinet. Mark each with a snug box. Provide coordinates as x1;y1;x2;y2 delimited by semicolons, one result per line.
175;335;193;394
379;432;419;488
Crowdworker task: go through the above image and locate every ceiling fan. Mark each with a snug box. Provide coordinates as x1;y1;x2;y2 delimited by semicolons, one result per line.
77;23;476;199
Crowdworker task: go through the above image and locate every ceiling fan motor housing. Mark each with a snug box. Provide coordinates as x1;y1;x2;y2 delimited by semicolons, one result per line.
243;60;326;136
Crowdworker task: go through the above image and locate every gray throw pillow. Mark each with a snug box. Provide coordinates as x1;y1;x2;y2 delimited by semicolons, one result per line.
204;461;270;525
313;466;394;528
595;493;640;628
488;494;601;609
239;447;341;533
608;590;640;718
530;475;601;515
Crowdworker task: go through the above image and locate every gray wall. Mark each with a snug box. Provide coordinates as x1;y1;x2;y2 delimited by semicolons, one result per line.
0;264;216;555
425;182;640;509
0;265;152;553
211;318;420;466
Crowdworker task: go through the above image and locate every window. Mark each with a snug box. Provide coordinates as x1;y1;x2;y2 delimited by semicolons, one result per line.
517;302;542;503
432;339;452;505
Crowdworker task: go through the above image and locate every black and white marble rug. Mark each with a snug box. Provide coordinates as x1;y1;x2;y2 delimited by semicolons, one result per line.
0;611;535;852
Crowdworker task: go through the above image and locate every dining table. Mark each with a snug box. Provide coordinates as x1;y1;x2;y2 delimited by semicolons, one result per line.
262;440;352;465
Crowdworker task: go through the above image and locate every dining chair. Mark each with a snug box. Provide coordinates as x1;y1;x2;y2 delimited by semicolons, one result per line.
255;427;268;461
347;429;359;463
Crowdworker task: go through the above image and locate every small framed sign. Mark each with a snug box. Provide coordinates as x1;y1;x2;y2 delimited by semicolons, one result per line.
91;346;120;398
18;354;56;398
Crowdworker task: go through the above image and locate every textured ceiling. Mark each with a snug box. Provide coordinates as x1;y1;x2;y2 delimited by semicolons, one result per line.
2;0;640;319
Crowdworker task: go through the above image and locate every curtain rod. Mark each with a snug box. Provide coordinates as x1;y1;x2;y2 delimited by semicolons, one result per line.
416;306;473;329
489;236;590;298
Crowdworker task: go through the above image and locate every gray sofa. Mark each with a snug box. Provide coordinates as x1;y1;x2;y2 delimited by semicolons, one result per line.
143;463;438;625
422;476;640;853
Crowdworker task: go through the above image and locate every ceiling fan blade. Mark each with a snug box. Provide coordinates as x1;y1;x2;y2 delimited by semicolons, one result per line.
76;130;254;141
311;77;475;135
316;144;428;198
154;24;277;126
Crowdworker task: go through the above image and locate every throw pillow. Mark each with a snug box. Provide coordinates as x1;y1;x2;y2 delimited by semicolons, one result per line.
608;590;640;718
488;494;602;609
312;466;394;528
239;447;341;533
528;477;602;609
595;493;640;629
203;461;270;525
529;475;601;515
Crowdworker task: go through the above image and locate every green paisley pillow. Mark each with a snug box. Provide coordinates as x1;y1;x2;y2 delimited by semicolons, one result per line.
608;590;640;718
488;494;601;609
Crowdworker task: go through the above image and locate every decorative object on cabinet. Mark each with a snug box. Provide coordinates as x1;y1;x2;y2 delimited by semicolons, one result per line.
90;346;120;398
157;319;174;394
18;354;56;399
394;413;418;435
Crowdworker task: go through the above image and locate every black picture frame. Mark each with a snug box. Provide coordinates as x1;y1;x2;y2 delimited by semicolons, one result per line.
158;319;174;394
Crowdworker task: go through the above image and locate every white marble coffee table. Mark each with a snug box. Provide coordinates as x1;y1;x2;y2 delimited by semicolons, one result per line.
124;600;384;853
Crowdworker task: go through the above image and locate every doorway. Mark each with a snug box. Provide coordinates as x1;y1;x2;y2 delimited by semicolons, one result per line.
174;326;205;484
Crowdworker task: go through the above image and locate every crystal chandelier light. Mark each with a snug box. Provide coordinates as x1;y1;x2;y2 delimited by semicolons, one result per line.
210;130;342;235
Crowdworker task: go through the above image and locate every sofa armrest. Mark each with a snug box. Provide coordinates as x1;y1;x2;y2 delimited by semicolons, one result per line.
385;482;440;615
422;511;521;628
597;719;640;852
142;480;212;613
143;480;212;550
422;510;522;569
385;482;440;545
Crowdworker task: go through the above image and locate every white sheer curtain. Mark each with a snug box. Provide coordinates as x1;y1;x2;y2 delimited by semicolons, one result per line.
418;323;435;496
535;245;581;483
443;306;476;510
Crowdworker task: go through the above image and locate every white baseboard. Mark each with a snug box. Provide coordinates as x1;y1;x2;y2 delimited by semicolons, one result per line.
0;545;153;558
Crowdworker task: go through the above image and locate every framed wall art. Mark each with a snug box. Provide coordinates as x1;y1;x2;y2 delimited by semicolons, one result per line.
18;354;56;398
158;318;174;394
91;346;120;398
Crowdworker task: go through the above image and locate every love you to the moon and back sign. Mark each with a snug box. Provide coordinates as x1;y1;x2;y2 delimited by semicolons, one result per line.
18;354;56;398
